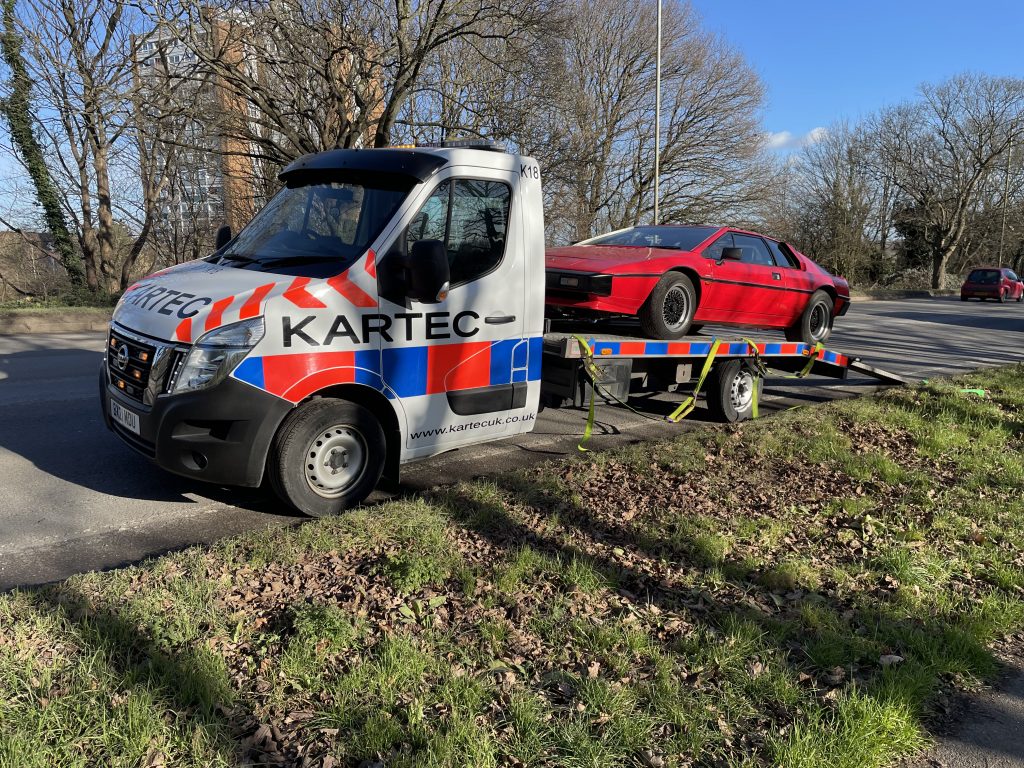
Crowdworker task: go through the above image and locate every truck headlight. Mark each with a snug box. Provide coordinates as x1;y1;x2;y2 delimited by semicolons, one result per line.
171;317;265;394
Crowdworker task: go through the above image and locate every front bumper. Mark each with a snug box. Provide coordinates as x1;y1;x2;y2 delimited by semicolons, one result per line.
100;364;292;487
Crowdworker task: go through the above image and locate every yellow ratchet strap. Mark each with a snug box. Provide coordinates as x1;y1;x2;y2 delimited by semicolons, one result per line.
666;338;722;423
572;335;600;452
796;341;825;378
741;337;769;419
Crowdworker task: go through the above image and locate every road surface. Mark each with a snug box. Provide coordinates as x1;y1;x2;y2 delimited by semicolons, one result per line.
0;297;1021;589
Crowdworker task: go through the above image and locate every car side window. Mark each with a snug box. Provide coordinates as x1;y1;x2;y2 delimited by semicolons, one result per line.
1007;270;1019;281
733;234;775;266
406;178;511;287
702;233;734;260
767;240;796;268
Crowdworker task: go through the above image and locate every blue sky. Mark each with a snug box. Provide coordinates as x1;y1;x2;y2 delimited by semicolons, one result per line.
691;0;1024;149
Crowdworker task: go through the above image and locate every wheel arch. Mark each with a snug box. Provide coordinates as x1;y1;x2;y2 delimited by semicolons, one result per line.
817;284;838;307
665;266;703;304
296;383;402;484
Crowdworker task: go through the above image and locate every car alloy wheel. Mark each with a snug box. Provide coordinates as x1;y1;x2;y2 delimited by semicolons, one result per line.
662;285;690;332
808;302;830;341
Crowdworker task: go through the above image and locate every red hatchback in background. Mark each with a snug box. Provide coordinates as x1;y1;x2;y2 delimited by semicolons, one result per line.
960;267;1024;302
546;225;851;344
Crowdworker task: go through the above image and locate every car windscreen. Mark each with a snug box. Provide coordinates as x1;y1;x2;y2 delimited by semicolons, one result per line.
213;178;412;277
583;226;719;251
967;269;1001;284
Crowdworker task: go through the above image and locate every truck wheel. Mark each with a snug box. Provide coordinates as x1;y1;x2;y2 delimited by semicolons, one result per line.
639;272;697;339
268;399;386;517
784;290;834;345
705;360;762;423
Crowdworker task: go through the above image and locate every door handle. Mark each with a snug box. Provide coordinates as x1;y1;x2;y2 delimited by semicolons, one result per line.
772;272;782;280
484;314;516;325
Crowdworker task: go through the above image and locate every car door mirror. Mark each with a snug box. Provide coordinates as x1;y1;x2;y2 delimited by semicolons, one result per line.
408;239;450;303
215;224;232;251
721;246;743;262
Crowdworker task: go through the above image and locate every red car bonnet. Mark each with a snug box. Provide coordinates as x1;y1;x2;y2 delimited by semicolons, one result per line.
545;245;678;272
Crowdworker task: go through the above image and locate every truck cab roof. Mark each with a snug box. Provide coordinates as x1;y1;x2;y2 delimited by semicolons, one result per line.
279;143;526;185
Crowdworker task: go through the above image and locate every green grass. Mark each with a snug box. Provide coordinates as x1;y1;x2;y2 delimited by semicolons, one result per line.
2;365;1024;766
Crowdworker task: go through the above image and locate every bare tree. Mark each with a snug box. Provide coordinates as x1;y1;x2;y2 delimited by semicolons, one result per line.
2;0;202;291
782;123;884;285
526;0;770;243
158;0;552;174
871;73;1024;288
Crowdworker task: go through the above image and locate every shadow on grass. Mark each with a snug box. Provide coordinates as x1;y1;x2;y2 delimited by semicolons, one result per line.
431;466;1011;762
25;583;246;765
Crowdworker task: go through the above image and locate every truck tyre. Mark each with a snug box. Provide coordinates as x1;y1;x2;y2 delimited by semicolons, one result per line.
784;290;833;345
639;272;697;339
705;360;762;423
268;398;386;517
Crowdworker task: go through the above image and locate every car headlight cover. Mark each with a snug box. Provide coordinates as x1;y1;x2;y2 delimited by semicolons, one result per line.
171;317;265;394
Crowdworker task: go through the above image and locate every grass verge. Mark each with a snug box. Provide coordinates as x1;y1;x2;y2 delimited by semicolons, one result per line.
3;366;1024;767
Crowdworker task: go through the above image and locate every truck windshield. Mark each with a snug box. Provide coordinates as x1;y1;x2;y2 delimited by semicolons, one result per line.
583;226;719;251
214;180;410;277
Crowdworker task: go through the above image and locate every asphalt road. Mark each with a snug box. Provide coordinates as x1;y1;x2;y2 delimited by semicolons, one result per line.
1;297;1021;589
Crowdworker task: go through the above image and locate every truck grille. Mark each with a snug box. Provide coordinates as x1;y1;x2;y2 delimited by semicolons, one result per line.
107;329;155;402
106;324;188;405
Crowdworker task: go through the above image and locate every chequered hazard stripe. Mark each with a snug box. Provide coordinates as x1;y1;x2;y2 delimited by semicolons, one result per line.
232;337;544;404
172;250;380;344
586;339;848;367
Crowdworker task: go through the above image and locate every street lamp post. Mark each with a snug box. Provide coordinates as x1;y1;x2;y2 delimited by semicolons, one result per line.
998;137;1012;268
653;0;662;226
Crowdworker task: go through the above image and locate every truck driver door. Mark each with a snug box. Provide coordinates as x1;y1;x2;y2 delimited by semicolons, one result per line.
378;170;529;454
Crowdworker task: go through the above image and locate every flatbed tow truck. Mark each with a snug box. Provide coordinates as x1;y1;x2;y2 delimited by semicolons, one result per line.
100;141;905;516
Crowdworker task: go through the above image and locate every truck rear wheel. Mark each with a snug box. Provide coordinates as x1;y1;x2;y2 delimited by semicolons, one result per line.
705;360;762;423
268;398;386;517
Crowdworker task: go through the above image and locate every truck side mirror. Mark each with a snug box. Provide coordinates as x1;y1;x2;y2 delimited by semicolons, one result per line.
721;246;743;262
215;224;232;251
409;239;450;303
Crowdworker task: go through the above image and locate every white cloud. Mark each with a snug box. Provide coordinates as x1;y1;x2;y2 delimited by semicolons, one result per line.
804;126;828;145
765;130;795;150
764;126;828;151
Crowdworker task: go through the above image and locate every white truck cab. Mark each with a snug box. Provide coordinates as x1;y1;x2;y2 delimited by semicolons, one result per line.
101;143;547;515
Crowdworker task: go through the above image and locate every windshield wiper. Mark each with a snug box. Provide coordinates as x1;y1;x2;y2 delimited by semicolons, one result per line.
217;253;260;266
253;254;347;268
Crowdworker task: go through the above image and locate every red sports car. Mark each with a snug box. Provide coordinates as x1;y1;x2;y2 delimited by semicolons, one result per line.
545;225;850;344
959;267;1024;302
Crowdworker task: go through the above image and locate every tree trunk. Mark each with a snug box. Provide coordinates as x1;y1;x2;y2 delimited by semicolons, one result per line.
120;215;152;290
0;0;85;287
931;248;950;289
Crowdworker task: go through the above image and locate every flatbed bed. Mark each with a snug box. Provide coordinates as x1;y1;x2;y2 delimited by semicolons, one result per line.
540;328;907;422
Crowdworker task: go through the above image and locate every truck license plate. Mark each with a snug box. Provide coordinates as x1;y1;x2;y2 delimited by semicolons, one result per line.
110;399;140;435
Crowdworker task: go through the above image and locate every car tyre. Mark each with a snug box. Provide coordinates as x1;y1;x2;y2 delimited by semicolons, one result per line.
639;272;697;340
705;360;762;423
960;295;968;302
784;290;834;345
999;289;1007;303
268;398;386;517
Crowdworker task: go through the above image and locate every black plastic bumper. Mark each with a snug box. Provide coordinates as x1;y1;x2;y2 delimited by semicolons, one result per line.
100;364;293;487
835;294;852;317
